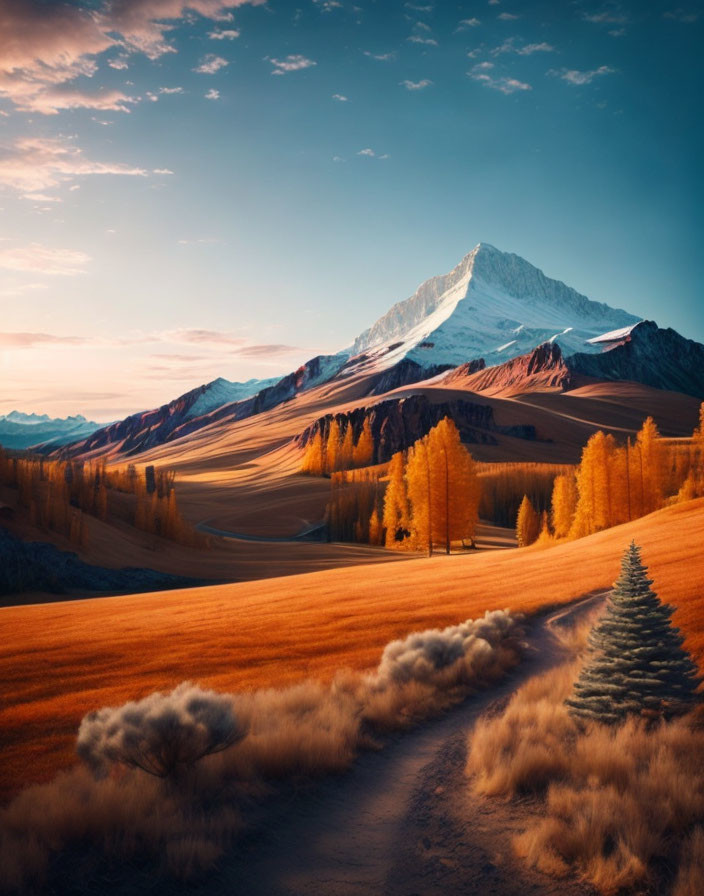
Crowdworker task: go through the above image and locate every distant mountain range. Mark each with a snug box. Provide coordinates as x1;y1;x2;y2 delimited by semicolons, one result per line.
10;243;702;459
0;412;103;451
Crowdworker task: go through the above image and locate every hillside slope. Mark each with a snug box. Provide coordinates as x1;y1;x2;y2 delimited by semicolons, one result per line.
1;499;702;800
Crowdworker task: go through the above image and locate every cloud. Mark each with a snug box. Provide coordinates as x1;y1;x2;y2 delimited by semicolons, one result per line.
664;8;700;22
209;28;240;38
332;93;348;101
498;11;520;19
550;65;615;85
0;244;90;276
0;331;89;347
159;86;183;94
363;50;396;61
493;38;555;55
161;328;247;346
0;1;263;113
205;88;220;100
357;148;389;159
400;78;433;90
194;54;228;74
457;17;481;29
408;35;438;46
15;87;137;116
583;10;629;24
269;54;317;75
313;0;343;10
469;66;531;93
0;136;148;196
235;344;301;358
101;0;264;60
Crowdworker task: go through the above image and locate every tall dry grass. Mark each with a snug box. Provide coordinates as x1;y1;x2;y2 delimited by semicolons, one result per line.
0;610;524;893
466;660;704;894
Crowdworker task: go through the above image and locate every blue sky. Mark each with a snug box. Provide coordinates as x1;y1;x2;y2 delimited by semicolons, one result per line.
0;0;702;419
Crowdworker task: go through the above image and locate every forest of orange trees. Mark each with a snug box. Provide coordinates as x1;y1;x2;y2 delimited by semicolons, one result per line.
317;404;704;555
0;451;205;548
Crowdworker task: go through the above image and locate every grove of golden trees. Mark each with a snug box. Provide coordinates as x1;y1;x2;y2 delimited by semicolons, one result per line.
325;417;482;554
301;418;374;476
0;450;205;548
516;404;704;548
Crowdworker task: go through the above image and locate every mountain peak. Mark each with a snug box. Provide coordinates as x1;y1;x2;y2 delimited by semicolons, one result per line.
351;245;639;370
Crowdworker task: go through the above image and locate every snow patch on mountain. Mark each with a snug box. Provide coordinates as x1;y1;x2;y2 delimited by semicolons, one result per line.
352;243;640;371
186;376;279;420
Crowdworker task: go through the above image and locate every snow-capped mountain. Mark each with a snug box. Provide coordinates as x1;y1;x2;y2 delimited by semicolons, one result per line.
352;243;640;369
0;412;103;450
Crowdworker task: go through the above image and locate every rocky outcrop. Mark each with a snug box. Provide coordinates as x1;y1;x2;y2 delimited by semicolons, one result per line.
566;321;704;398
0;527;199;601
446;342;572;395
296;394;536;464
370;359;455;395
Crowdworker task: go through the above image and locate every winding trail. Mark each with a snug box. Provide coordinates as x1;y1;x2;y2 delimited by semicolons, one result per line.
196;520;325;542
197;592;605;896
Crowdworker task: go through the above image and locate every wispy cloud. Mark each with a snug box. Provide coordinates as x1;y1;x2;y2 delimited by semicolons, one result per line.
194;54;228;74
400;78;433;90
159;86;184;95
493;38;555;55
408;35;438;46
313;0;343;10
583;9;629;24
269;54;317;75
363;50;396;61
236;343;301;358
0;136;148;195
0;244;90;276
549;65;615;85
663;8;700;22
357;148;390;159
209;28;240;39
161;329;247;346
456;17;481;29
498;12;520;20
469;65;531;94
0;331;90;348
205;88;220;100
332;93;349;101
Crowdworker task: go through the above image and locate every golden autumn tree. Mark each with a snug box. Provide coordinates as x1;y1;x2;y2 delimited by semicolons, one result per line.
516;494;540;547
301;431;325;476
353;418;374;468
339;424;354;471
551;472;578;538
406;437;434;555
382;451;411;548
326;419;342;474
427;417;481;553
368;508;383;545
634;416;665;515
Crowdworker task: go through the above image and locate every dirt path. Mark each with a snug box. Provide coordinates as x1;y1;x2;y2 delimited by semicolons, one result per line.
196;519;325;542
191;593;605;896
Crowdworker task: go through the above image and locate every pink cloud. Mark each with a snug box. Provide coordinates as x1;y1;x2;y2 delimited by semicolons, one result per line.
0;136;148;194
0;0;264;113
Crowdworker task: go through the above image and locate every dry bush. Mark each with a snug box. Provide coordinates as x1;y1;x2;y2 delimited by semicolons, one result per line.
0;610;524;892
466;664;704;894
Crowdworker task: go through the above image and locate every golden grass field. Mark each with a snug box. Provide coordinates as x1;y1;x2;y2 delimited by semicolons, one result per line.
1;498;702;802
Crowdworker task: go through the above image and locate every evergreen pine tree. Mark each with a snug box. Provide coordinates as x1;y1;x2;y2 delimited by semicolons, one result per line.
566;542;701;724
